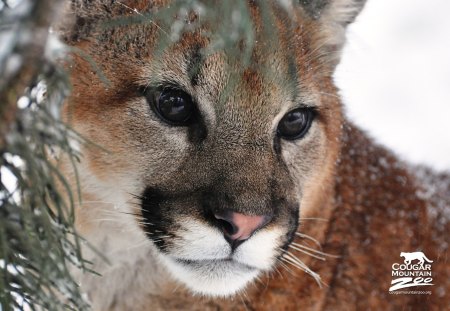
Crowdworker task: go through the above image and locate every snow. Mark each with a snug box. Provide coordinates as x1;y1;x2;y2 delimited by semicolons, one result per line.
336;0;450;171
0;165;17;194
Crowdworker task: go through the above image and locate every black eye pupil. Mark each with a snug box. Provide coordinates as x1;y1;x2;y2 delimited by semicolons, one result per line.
155;89;194;124
277;108;314;140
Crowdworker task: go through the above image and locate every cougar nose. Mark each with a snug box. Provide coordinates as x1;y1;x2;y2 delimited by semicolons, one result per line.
214;210;272;244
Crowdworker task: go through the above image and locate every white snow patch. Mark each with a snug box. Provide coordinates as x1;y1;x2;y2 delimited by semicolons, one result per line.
336;0;450;171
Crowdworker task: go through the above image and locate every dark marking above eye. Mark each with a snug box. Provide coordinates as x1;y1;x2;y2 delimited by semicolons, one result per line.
187;45;203;87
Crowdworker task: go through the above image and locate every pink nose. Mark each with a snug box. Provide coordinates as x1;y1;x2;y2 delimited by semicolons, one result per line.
214;211;272;242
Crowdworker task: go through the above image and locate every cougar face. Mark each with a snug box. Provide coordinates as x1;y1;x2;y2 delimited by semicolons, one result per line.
63;0;355;298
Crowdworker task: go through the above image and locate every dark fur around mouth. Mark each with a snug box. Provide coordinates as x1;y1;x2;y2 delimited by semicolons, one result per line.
140;187;300;256
140;187;175;250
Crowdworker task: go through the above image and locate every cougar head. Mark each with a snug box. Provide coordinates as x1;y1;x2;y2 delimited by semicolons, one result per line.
62;0;365;297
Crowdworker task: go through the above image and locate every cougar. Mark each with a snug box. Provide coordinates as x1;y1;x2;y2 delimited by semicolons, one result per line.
58;0;449;310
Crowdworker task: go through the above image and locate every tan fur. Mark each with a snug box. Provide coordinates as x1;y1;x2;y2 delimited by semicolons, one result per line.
58;1;449;310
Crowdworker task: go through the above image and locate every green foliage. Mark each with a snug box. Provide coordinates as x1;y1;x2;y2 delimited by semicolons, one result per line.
0;72;91;311
0;1;91;310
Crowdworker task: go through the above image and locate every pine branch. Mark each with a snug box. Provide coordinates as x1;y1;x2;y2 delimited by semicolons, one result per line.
0;1;91;310
0;0;62;147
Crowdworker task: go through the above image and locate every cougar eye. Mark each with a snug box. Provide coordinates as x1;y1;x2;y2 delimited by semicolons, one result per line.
277;108;315;140
151;89;194;125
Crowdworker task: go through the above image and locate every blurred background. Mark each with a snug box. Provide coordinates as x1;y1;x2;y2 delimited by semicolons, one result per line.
335;0;450;171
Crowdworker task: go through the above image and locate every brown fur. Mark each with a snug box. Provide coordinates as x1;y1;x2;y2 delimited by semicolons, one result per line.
113;123;448;311
59;1;449;310
212;124;449;311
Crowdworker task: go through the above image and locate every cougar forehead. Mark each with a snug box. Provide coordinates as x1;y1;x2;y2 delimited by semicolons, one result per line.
64;0;344;299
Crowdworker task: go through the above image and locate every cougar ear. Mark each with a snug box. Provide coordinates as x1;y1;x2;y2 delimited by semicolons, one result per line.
300;0;367;26
299;0;367;64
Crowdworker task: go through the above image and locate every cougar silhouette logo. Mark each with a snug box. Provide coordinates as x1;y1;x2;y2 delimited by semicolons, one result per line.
400;252;434;265
58;0;449;310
